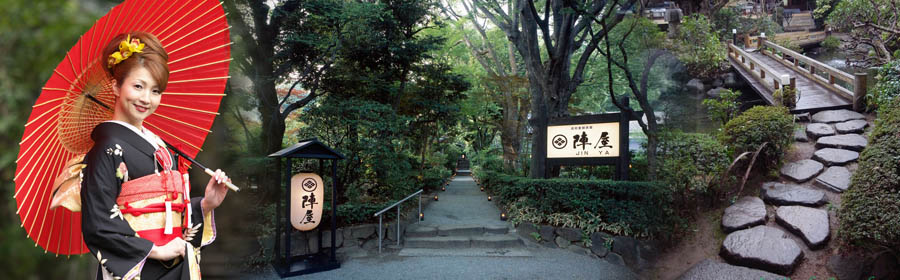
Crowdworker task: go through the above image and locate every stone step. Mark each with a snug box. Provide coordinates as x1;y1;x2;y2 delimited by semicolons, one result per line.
835;119;868;134
678;259;787;280
775;206;830;250
721;196;767;233
720;226;804;276
760;182;826;207
456;169;472;175
406;236;470;248
811;109;865;124
405;224;509;238
404;233;522;249
780;159;824;183
812;148;859;166
814;166;852;193
816;134;867;152
397;247;533;257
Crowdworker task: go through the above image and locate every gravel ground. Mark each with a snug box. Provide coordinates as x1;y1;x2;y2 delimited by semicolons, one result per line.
238;246;638;280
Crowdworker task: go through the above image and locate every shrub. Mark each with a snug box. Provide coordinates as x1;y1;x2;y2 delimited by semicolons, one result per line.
872;59;900;111
474;170;680;239
840;100;900;250
703;89;741;126
657;131;731;208
822;35;840;51
673;14;729;80
773;86;798;108
720;106;795;166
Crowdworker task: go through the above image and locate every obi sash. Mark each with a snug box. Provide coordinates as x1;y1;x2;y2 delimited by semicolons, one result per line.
116;170;189;246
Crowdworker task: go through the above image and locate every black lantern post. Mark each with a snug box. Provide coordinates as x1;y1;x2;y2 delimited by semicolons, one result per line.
269;138;345;277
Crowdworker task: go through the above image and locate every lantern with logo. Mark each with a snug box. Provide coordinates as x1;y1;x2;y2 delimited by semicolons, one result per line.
269;138;345;277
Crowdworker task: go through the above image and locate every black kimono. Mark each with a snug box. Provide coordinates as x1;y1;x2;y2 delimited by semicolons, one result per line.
81;121;215;280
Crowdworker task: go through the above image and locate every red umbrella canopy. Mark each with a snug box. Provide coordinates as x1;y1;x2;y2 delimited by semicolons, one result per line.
14;0;231;255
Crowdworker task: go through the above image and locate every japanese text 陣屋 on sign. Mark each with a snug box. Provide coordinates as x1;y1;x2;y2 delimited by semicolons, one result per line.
291;173;324;231
546;122;620;158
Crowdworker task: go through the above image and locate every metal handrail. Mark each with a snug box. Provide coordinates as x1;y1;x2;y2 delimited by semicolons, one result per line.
374;189;423;253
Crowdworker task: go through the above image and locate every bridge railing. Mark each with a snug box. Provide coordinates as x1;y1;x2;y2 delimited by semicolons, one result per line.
727;42;796;97
757;36;868;110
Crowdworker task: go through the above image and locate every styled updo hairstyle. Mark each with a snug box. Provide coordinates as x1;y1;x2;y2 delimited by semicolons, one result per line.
102;31;170;92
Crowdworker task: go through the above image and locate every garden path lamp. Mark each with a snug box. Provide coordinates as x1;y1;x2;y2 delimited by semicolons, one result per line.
14;0;234;255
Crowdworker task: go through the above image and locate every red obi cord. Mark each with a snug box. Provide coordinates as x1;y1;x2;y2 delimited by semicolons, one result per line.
136;227;185;246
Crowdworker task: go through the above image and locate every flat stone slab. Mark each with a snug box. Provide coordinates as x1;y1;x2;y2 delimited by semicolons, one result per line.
720;226;804;275
405;236;470;248
812;148;859;166
811;109;866;123
775;206;830;250
835;119;868;134
760;182;826;207
722;196;767;233
806;123;836;138
816;134;868;152
678;259;785;280
405;225;438;238
793;128;808;142
471;234;523;248
814;166;852;193
437;224;484;236
780;159;824;183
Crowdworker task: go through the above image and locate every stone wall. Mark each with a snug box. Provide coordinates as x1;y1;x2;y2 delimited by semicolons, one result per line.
514;222;659;273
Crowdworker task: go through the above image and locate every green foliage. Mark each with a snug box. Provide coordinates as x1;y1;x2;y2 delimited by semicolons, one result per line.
825;0;899;65
558;152;649;182
656;131;730;208
840;100;900;250
822;35;841;51
772;38;802;53
773;86;798;108
702;89;742;126
872;59;900;111
673;14;729;80
720;106;795;166
571;17;670;114
712;7;782;47
474;170;681;239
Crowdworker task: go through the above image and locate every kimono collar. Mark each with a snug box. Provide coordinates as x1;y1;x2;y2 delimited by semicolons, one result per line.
103;120;161;150
91;122;158;158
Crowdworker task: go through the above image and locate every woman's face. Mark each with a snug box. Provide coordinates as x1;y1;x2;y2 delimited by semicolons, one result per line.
113;66;161;127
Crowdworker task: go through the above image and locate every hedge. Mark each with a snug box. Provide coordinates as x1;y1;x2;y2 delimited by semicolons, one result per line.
840;101;900;249
475;170;679;239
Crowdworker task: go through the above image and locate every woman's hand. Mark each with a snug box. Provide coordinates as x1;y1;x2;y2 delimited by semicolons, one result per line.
201;169;229;215
148;237;186;261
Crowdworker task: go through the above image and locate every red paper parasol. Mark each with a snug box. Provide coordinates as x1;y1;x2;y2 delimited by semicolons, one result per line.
14;0;232;255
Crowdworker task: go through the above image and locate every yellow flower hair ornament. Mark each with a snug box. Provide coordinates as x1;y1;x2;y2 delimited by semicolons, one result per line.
107;35;145;68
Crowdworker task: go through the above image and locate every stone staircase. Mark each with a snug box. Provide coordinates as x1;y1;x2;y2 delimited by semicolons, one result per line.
784;12;814;32
456;156;471;176
396;175;527;257
404;224;522;249
717;109;868;276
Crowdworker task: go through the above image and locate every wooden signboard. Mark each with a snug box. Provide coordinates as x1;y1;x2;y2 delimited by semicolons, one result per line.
291;173;324;231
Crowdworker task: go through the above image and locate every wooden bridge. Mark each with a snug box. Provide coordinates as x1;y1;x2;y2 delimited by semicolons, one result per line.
745;31;828;49
727;36;868;113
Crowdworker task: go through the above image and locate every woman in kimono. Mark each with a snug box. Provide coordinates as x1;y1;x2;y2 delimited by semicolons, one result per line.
80;32;230;280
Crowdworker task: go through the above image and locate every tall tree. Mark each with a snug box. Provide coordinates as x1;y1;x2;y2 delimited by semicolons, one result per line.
224;0;345;193
441;0;529;171
823;0;899;67
470;0;636;178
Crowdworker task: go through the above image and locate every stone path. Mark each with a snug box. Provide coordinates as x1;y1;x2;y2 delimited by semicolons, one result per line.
711;109;868;276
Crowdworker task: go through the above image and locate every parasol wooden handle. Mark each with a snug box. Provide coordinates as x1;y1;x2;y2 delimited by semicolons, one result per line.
203;168;240;192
